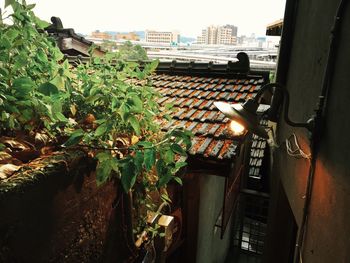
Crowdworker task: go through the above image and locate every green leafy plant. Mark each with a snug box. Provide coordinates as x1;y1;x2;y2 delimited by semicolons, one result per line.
0;0;68;134
1;0;192;243
116;41;148;60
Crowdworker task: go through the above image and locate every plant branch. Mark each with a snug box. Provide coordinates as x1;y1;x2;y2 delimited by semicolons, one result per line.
76;137;171;151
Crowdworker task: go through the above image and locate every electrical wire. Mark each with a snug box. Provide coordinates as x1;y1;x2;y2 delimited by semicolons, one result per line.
285;134;311;160
266;124;311;160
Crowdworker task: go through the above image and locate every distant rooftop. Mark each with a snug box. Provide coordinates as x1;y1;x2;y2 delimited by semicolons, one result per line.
266;19;283;36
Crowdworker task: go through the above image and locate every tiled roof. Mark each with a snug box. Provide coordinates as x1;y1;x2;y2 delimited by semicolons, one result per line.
65;50;270;162
146;64;269;161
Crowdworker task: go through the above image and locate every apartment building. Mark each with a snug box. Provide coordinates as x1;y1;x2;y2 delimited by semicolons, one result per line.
197;25;237;45
145;30;180;44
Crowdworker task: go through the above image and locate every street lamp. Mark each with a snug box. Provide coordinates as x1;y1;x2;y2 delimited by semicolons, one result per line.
214;83;314;138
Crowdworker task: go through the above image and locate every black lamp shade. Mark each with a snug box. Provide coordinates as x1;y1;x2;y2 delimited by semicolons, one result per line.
214;100;268;139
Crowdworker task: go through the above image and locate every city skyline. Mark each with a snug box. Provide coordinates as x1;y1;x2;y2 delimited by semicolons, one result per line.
21;0;286;37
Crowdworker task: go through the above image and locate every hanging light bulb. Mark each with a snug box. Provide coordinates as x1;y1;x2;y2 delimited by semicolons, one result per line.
214;101;268;139
229;120;245;135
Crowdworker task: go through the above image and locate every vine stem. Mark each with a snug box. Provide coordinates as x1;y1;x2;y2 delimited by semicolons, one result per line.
76;137;171;151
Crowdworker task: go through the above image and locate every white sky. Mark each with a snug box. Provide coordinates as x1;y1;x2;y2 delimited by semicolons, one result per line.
2;0;286;37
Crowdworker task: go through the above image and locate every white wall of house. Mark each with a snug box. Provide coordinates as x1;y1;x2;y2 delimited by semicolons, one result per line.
196;173;233;263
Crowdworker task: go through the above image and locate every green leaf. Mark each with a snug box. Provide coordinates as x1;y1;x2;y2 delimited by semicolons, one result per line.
21;109;33;122
38;82;59;96
161;193;172;203
171;143;187;156
13;55;27;70
63;129;84;147
111;97;119;110
95;123;108;137
5;0;15;8
52;100;63;112
170;129;193;150
173;176;183;185
35;16;50;29
4;104;19;114
96;160;112;186
96;152;112;162
8;115;16;129
110;159;119;172
121;161;136;192
53;47;64;61
144;60;159;74
86;94;101;104
133;151;143;173
1;112;10;121
62;60;74;78
136;141;153;148
0;68;9;77
50;76;65;90
0;37;11;49
0;143;6;151
128;115;141;135
54;112;67;122
45;104;53;118
130;95;143;112
144;148;155;171
12;77;34;96
5;29;19;41
175;161;187;170
95;119;107;125
93;57;101;64
27;3;36;9
36;49;48;63
119;103;130;121
158;172;172;187
156;159;167;177
16;100;31;107
164;149;175;163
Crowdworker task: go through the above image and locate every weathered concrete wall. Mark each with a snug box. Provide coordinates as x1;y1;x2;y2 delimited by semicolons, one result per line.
196;174;233;263
271;0;350;261
0;151;128;263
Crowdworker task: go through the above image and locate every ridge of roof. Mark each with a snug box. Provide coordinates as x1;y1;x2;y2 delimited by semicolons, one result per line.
156;52;250;76
64;55;269;83
45;17;105;57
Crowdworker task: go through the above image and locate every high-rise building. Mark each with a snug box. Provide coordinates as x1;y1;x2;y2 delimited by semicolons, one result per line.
197;25;237;45
223;24;238;37
145;30;180;44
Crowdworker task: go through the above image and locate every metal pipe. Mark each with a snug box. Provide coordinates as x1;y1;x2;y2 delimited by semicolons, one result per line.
253;82;312;130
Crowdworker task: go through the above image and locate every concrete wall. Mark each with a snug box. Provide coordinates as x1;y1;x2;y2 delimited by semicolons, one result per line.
271;0;350;262
196;174;232;263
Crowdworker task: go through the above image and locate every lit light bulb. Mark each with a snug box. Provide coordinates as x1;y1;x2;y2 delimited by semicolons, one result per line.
229;120;245;135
